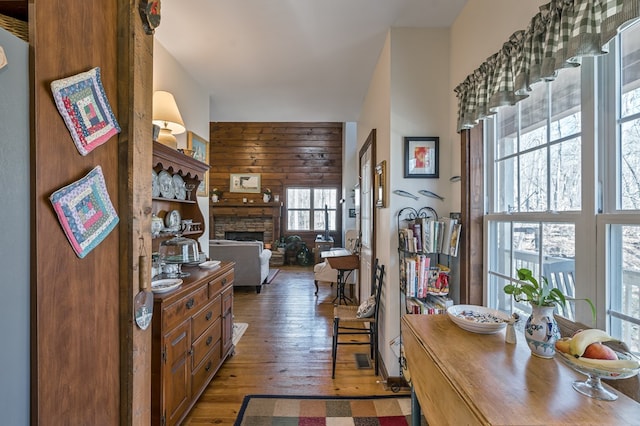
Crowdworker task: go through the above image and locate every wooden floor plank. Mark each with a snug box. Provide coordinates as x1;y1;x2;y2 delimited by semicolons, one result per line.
183;265;404;425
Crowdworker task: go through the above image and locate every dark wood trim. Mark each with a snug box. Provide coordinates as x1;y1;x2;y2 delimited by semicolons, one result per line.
117;1;154;423
459;123;484;306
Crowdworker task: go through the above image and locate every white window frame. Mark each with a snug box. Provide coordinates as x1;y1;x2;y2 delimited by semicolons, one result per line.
484;24;640;351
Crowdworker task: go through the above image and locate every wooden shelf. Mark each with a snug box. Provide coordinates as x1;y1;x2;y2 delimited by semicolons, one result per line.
153;197;197;204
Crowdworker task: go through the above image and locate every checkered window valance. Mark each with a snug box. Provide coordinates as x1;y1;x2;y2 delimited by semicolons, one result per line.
454;0;640;132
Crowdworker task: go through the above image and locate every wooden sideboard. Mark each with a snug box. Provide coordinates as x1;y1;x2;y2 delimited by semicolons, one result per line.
402;314;640;426
151;262;235;426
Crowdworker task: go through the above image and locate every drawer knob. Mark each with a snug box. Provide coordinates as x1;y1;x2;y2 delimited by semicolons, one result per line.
206;336;213;346
205;361;212;372
205;311;213;321
221;278;227;285
186;298;195;309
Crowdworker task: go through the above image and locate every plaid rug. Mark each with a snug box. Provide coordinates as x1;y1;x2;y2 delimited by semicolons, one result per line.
234;394;427;425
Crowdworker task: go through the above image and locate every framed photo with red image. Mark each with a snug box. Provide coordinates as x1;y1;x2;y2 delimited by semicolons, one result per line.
404;136;439;178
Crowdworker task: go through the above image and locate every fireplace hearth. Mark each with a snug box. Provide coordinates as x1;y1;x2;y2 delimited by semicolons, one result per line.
225;231;264;241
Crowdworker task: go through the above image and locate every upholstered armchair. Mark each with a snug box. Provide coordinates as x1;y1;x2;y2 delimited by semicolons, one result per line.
313;230;358;294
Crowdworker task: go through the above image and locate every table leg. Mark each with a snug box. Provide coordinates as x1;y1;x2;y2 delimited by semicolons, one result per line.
411;387;422;426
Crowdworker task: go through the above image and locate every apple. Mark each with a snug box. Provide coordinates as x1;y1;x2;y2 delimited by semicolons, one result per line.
582;342;618;360
555;337;571;354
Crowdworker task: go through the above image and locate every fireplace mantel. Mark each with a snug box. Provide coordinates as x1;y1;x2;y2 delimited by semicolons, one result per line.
210;202;282;242
210;202;282;216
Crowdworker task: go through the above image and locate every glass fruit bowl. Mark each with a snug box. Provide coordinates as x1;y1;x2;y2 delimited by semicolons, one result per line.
555;350;640;400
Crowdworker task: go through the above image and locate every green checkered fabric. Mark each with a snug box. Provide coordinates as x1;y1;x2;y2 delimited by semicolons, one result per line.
454;0;640;133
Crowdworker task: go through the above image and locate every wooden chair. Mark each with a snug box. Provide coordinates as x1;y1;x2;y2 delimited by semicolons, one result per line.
332;259;385;379
554;314;639;402
544;260;576;318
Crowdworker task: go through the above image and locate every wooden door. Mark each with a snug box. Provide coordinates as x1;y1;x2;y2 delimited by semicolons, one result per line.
358;130;376;300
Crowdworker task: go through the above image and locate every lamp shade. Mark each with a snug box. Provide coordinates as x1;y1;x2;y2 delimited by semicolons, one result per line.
152;91;186;135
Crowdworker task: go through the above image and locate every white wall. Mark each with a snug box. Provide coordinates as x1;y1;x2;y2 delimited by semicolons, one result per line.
153;41;212;255
358;27;451;378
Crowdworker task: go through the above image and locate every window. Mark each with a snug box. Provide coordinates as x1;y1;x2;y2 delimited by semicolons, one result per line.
485;22;640;353
286;187;338;232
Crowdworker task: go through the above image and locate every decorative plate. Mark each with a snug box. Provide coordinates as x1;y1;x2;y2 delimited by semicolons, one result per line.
151;278;182;294
199;260;221;269
173;174;186;200
165;209;181;228
158;170;174;199
447;305;510;334
152;169;160;198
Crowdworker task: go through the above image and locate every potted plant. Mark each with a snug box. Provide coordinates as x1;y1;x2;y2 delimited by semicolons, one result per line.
262;187;272;202
504;267;595;358
210;188;223;203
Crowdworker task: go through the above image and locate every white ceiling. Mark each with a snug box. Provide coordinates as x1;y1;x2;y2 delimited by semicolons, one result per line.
155;0;468;122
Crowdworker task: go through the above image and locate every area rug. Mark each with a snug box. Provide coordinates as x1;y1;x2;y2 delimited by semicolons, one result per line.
264;268;280;284
234;394;426;426
232;322;248;346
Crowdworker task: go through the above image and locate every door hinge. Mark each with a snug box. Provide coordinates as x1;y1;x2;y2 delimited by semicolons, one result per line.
161;413;166;426
162;345;167;364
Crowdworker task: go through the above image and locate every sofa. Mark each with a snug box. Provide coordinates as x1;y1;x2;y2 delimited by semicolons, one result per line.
209;240;272;293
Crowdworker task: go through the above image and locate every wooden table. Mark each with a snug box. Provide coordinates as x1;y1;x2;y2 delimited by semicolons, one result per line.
322;249;359;305
402;314;640;426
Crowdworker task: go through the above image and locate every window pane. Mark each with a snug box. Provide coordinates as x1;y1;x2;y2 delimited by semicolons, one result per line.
313;210;336;231
550;138;581;211
488;221;512;277
314;188;337;209
287;188;310;208
513;222;540;273
550;67;581;140
496;106;518;159
621;119;640;210
495;157;516;212
621;21;640;118
609;225;640;353
520;149;547;212
287;211;309;230
542;223;576;318
520;88;547;151
520;124;546;151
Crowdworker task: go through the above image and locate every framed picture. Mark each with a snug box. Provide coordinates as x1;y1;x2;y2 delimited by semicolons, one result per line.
375;160;387;208
404;136;439;178
230;173;261;193
187;131;210;196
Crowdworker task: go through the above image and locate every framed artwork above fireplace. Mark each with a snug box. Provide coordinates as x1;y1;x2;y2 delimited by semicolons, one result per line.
230;173;261;193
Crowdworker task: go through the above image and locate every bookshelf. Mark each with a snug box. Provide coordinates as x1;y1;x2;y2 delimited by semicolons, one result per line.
395;206;461;390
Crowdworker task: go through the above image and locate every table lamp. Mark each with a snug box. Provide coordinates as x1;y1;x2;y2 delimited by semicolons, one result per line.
152;90;186;149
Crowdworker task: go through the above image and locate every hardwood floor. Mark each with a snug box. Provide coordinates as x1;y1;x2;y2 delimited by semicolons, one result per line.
183;265;404;425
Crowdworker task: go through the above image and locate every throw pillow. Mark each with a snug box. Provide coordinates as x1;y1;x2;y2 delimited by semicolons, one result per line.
357;295;376;318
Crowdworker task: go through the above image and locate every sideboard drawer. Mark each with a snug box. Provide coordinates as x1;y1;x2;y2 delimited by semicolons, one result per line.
192;296;221;342
209;269;234;297
163;285;209;331
192;341;222;397
192;317;221;369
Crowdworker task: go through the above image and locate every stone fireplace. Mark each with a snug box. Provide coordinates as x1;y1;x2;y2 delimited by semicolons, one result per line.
210;202;282;244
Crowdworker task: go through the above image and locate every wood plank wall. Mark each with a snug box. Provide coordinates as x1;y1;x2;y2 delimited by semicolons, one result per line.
31;1;121;424
209;122;343;247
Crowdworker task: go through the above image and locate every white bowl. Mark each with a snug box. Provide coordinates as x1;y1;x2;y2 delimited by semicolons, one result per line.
199;260;221;269
447;304;510;334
